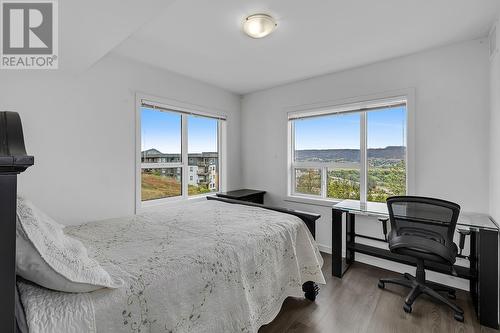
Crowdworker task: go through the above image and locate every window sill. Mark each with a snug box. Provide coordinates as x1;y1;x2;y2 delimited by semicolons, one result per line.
137;193;217;213
284;195;341;208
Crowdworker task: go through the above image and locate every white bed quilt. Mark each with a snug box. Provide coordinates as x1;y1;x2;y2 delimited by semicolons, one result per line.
18;200;325;333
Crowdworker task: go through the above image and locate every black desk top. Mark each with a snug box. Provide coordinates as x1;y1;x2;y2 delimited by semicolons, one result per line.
217;189;266;198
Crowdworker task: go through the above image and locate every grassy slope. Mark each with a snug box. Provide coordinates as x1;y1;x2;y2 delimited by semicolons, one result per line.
141;173;211;201
141;173;181;201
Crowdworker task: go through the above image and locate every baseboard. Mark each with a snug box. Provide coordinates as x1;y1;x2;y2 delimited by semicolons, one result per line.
317;243;332;254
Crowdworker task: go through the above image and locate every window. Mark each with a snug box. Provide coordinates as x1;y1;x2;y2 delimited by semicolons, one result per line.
138;99;225;206
141;108;182;201
187;115;219;196
367;106;407;202
289;97;408;203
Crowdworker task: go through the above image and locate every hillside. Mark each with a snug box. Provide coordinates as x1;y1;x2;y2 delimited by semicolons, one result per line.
295;146;405;162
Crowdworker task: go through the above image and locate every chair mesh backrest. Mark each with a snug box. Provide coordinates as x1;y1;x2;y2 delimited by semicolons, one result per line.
387;196;460;245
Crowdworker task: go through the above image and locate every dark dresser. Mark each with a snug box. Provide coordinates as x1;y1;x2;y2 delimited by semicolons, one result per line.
216;189;266;204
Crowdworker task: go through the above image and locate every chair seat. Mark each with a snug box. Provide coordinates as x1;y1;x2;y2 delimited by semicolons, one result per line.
388;230;458;264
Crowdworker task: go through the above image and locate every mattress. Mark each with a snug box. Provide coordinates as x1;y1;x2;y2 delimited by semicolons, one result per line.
18;200;325;333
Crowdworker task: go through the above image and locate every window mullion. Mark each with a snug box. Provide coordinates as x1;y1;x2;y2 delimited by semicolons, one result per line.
289;121;295;196
360;112;367;203
181;114;188;198
321;167;327;198
217;120;221;192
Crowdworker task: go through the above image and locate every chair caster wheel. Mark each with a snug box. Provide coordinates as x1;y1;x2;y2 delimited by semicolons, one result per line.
403;303;412;313
448;291;456;299
378;281;385;289
454;313;464;322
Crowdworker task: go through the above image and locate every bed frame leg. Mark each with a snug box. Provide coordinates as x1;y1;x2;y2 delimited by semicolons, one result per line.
0;174;18;333
302;281;319;301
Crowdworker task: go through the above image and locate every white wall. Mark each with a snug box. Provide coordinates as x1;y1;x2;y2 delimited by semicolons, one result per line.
0;55;241;225
241;38;490;289
491;21;500;224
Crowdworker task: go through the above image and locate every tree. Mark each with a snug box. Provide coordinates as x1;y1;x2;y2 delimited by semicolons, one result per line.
296;170;321;194
327;178;360;200
386;160;406;196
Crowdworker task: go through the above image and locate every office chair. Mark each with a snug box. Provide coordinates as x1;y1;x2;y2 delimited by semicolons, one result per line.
377;196;464;322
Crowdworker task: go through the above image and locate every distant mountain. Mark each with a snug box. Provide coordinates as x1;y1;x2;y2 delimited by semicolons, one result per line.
367;146;406;159
295;146;405;162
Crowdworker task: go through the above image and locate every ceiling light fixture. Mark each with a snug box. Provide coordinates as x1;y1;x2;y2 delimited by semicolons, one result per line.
243;14;277;39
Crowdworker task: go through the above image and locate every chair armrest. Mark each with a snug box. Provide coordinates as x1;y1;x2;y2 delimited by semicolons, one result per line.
378;217;389;241
456;229;471;257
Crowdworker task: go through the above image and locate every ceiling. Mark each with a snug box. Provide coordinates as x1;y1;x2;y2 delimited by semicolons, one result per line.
111;0;500;94
59;0;176;72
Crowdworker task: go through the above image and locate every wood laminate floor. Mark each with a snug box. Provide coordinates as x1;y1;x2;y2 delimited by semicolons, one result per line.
260;253;497;333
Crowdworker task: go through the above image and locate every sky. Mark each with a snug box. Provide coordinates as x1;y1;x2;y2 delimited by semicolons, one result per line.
294;106;406;150
141;107;218;153
141;105;406;153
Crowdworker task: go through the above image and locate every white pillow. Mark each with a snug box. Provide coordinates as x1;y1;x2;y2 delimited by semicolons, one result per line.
16;196;123;293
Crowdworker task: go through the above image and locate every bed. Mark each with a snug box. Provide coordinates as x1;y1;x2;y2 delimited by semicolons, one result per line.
0;111;325;333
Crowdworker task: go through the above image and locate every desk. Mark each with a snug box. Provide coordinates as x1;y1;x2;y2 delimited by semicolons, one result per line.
332;199;499;329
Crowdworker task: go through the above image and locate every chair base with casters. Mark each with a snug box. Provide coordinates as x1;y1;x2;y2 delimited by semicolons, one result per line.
377;258;464;322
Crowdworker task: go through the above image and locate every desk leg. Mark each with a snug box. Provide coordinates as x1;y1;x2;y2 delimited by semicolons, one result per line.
332;209;344;277
332;209;354;278
346;213;355;264
469;231;478;314
477;229;499;329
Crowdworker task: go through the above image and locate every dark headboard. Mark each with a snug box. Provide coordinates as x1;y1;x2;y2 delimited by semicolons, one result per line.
207;196;320;238
0;112;34;333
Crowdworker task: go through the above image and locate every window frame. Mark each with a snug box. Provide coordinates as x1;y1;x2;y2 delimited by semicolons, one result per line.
135;93;226;211
286;89;415;206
